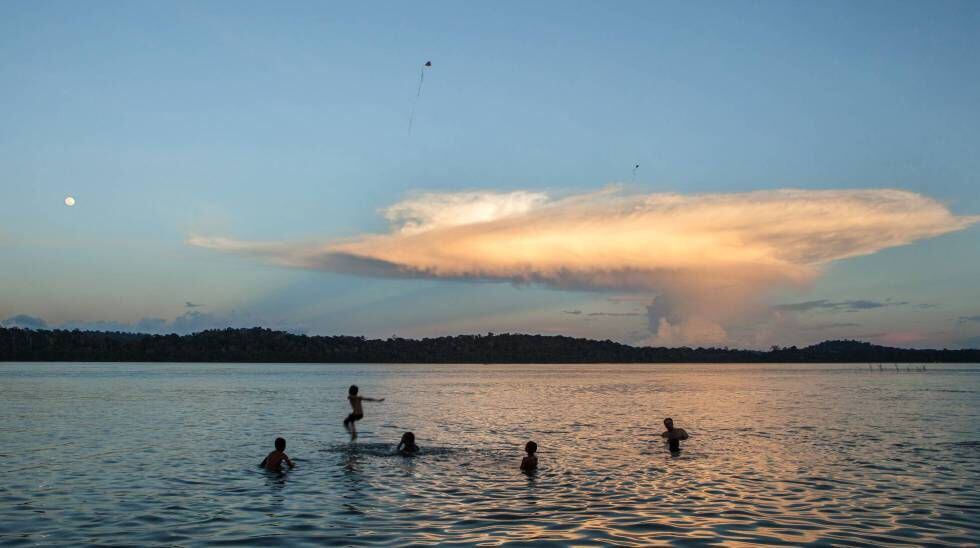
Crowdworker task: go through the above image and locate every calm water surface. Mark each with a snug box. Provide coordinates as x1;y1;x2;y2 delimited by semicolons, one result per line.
1;362;978;546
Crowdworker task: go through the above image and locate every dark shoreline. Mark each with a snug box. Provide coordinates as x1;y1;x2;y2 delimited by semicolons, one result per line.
2;327;978;363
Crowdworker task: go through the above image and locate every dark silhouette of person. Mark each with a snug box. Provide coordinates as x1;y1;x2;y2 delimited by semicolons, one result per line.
521;441;538;471
260;437;295;471
397;432;419;455
343;385;384;439
661;417;689;452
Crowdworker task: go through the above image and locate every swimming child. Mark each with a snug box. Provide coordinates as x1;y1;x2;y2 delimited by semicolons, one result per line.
520;441;538;472
259;437;295;471
343;385;385;439
661;417;689;452
396;432;420;455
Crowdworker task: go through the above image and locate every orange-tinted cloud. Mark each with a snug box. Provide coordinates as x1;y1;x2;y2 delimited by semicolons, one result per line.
188;187;977;345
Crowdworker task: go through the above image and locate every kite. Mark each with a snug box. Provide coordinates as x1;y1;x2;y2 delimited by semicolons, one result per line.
408;61;432;134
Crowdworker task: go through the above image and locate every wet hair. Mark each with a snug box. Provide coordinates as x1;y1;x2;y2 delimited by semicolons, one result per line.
275;437;286;451
401;432;415;445
664;417;673;426
525;441;537;455
348;385;359;396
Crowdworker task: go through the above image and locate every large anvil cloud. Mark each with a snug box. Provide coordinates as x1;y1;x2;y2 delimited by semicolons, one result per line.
188;188;975;293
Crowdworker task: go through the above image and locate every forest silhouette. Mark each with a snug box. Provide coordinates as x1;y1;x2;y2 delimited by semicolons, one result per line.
2;327;977;363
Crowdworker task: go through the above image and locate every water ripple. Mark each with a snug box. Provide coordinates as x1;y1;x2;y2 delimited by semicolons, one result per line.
0;362;977;545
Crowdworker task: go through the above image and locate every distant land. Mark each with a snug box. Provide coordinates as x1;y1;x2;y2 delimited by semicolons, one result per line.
1;327;978;363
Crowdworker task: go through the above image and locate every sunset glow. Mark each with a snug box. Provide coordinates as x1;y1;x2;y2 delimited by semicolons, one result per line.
189;187;975;344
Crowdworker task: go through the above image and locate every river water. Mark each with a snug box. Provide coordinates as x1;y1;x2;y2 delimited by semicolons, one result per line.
1;362;977;546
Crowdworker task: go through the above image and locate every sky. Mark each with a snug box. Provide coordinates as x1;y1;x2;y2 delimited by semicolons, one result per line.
1;1;979;348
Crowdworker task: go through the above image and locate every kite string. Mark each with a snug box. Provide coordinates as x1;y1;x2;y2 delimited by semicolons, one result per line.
408;67;425;133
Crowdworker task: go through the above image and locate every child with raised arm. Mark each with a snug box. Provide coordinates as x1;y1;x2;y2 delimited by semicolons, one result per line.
260;437;295;471
520;441;538;472
343;385;384;439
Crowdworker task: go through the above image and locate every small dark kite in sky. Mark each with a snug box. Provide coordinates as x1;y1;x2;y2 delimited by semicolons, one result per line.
409;61;432;133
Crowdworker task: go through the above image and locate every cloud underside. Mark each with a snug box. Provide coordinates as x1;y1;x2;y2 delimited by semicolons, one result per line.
774;299;907;312
188;187;976;345
190;188;974;289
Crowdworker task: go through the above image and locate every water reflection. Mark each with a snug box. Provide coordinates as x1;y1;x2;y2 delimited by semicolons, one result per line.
261;469;289;489
0;362;977;545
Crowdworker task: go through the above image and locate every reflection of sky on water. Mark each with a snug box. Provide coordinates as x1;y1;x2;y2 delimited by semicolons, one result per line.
0;362;977;545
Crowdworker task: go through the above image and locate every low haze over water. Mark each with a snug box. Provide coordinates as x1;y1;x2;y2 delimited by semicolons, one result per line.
2;362;978;546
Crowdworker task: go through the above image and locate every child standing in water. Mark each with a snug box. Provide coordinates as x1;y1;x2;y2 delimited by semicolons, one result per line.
520;441;538;472
343;385;384;439
661;417;689;452
397;432;420;455
260;437;295;471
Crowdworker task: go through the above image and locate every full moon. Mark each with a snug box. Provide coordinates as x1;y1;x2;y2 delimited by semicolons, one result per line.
65;196;75;207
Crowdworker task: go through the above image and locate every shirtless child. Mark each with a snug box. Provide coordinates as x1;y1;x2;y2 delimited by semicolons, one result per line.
520;441;538;472
660;417;689;452
260;437;295;471
343;385;384;439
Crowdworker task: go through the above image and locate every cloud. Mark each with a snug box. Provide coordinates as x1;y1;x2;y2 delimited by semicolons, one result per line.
800;322;862;331
185;301;204;308
641;317;729;347
774;299;908;312
191;188;976;288
3;311;307;336
1;314;49;329
58;319;146;332
606;295;650;303
188;187;977;346
958;315;980;324
957;335;980;349
383;191;548;235
175;311;232;332
564;309;643;318
136;318;169;331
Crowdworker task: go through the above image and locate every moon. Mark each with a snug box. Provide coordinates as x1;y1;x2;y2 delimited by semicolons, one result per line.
64;196;75;207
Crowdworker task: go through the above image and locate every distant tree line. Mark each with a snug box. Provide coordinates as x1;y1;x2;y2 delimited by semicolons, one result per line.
1;327;977;363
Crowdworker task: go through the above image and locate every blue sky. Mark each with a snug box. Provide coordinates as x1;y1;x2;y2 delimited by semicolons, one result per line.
2;1;978;348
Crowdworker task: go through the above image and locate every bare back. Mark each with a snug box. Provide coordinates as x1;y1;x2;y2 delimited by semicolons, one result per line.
261;450;293;471
349;395;364;414
661;428;689;441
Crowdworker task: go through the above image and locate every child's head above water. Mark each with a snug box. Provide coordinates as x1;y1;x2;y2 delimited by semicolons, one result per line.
398;431;419;454
525;441;537;455
275;437;286;451
348;385;359;396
